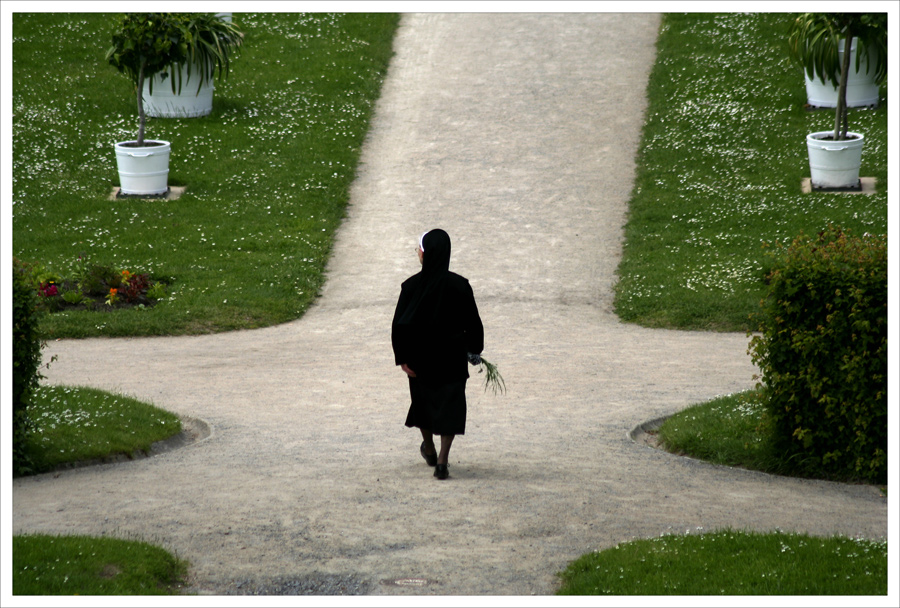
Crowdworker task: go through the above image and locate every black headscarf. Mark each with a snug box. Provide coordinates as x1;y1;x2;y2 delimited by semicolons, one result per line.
395;228;452;326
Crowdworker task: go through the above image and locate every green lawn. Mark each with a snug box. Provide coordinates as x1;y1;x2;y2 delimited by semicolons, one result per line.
13;534;188;595
656;388;889;486
558;530;887;595
12;12;399;338
19;384;182;476
613;13;888;331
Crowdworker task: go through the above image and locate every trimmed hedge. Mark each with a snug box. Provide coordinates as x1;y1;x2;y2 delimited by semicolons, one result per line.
13;258;46;476
749;227;887;483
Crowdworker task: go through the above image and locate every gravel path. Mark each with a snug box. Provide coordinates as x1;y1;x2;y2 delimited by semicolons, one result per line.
12;13;887;596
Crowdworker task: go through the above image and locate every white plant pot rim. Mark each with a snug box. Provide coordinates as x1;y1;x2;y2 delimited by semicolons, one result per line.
115;140;171;148
806;131;864;147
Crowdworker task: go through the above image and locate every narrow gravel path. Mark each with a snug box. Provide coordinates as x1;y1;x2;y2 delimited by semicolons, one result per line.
13;13;887;596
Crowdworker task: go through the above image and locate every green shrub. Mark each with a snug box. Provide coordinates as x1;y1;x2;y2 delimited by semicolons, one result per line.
748;226;887;483
80;263;123;297
12;258;46;476
61;289;85;305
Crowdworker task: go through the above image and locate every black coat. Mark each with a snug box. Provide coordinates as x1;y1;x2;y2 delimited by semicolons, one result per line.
392;270;484;383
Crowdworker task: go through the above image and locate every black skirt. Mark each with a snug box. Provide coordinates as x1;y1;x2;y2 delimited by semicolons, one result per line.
405;376;467;436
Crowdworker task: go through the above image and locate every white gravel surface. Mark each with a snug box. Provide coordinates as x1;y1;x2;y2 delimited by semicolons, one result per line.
12;13;888;597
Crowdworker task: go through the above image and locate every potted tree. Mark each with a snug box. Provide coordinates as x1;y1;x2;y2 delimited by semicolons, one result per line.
788;13;887;190
105;13;242;195
142;13;243;118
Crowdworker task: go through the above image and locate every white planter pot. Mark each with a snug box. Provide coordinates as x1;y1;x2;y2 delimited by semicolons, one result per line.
143;62;214;118
804;38;880;108
806;131;864;189
115;140;171;195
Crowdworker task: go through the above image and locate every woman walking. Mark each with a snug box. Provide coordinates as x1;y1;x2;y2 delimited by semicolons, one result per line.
391;229;484;479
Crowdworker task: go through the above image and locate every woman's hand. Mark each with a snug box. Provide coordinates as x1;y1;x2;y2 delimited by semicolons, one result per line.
400;363;417;378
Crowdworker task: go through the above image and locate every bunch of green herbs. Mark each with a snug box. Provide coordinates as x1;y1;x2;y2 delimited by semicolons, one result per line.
477;356;506;395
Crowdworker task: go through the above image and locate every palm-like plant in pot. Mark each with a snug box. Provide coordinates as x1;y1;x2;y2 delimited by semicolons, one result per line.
106;13;242;195
141;13;243;118
788;13;887;190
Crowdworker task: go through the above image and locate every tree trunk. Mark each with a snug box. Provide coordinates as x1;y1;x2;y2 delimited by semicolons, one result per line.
137;62;147;146
834;36;853;141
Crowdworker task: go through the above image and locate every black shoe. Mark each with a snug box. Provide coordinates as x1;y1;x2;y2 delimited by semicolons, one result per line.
420;442;438;467
434;464;449;480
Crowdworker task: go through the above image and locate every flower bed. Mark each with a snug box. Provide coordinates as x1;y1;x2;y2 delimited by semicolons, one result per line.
34;261;167;313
